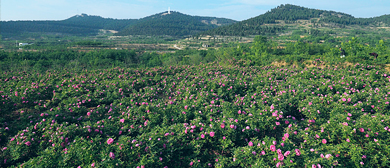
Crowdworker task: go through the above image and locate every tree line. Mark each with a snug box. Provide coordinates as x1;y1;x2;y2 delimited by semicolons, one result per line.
1;36;390;72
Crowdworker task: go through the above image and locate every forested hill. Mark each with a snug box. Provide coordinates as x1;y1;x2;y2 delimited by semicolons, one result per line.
1;12;235;38
200;4;390;36
61;14;138;31
0;14;137;37
115;11;237;37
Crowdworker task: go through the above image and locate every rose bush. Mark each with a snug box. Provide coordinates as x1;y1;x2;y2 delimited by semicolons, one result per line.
1;61;390;167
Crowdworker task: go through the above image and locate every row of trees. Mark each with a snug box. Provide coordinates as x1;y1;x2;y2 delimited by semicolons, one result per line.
1;36;389;72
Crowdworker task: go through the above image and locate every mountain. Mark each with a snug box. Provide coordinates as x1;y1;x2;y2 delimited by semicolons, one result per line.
1;12;235;38
3;5;390;38
115;11;237;37
200;4;390;36
61;14;137;31
0;14;137;37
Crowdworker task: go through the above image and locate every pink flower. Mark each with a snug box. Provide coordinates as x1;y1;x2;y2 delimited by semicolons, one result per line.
210;132;215;137
25;141;31;146
360;128;364;132
309;102;312;105
342;122;348;126
87;112;91;116
342;98;346;102
120;119;125;123
221;123;225;128
284;133;289;139
322;139;327;144
201;134;205;139
278;153;284;161
109;152;115;159
285;120;289;124
295;149;301;156
284;151;290;157
248;141;253;146
346;138;350;142
270;145;276;152
272;112;278;117
276;162;282;167
107;138;114;145
184;105;188;110
91;163;95;167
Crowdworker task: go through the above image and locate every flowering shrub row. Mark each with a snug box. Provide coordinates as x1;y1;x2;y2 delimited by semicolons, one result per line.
1;60;390;167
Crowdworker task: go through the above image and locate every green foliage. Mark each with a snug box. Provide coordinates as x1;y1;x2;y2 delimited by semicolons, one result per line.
1;63;390;167
116;11;236;37
1;14;137;37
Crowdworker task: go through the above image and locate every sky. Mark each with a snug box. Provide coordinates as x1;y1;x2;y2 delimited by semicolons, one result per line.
2;0;390;21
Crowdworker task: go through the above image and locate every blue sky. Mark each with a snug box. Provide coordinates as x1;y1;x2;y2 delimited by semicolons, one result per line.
2;0;390;21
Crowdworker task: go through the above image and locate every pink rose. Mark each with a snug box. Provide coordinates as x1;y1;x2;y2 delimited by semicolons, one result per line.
270;145;276;152
107;138;114;145
295;149;301;156
221;123;225;129
278;153;284;161
109;152;115;159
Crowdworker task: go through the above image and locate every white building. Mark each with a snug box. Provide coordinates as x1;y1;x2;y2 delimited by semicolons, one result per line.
19;43;29;46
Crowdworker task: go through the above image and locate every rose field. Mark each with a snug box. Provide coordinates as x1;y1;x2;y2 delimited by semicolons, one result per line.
1;61;390;167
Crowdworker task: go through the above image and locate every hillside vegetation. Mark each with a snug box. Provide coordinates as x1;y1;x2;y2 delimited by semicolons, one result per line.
1;14;137;37
3;4;390;38
200;4;390;36
116;11;237;37
1;12;235;38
